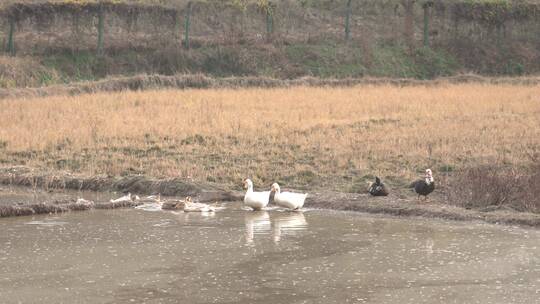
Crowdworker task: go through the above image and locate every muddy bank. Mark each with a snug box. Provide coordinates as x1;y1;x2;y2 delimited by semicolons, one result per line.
0;196;143;218
1;166;539;227
0;166;242;217
1;74;540;100
306;192;540;228
0;166;243;202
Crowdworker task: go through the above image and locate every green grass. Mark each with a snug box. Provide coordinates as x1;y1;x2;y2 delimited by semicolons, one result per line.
0;38;521;89
413;47;460;79
285;42;367;78
42;51;103;82
371;45;417;78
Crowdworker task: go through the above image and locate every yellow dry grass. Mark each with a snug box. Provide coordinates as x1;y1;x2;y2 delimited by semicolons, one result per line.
0;83;539;191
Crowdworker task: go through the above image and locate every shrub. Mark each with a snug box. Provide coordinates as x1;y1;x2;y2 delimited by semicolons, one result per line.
447;164;540;213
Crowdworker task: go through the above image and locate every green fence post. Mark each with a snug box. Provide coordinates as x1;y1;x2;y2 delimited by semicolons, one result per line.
423;1;432;48
345;0;352;41
265;3;273;40
97;5;105;55
7;16;15;56
184;2;192;49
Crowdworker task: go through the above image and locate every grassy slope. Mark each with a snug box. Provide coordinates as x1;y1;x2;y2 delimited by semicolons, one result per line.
0;43;463;88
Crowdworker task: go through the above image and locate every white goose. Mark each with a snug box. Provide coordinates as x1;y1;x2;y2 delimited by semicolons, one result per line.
271;183;307;210
243;179;270;211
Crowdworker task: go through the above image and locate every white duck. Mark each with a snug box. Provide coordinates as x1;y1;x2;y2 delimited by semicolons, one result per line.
271;183;307;210
183;196;215;212
243;179;270;211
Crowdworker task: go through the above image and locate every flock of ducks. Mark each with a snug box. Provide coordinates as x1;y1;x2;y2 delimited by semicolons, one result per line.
107;169;435;213
109;179;308;213
368;168;436;200
244;168;435;211
243;179;308;211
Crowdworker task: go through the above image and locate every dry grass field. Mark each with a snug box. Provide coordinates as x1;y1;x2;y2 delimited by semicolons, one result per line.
0;84;539;192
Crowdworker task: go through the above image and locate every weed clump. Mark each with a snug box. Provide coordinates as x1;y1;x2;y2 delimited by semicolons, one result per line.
447;164;540;213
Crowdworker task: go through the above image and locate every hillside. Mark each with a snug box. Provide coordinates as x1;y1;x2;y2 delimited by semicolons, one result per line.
1;0;539;88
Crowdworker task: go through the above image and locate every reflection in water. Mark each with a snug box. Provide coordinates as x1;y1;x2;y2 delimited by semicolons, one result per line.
425;238;434;255
243;211;309;244
272;212;308;244
184;210;216;224
25;220;68;227
244;211;271;244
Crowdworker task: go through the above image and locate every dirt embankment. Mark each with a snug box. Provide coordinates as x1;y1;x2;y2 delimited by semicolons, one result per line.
307;191;540;228
0;197;143;218
1;74;540;100
0;166;244;217
0;167;244;202
1;166;539;227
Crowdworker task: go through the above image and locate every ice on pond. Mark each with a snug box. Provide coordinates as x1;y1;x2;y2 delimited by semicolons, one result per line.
0;204;539;304
24;220;68;226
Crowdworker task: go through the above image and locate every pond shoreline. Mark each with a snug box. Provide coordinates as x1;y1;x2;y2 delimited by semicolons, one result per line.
1;166;539;227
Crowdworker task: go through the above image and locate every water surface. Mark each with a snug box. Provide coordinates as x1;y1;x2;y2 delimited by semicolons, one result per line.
1;205;539;303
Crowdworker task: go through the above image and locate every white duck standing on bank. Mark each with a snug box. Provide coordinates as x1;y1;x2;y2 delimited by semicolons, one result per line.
271;183;307;210
243;179;270;211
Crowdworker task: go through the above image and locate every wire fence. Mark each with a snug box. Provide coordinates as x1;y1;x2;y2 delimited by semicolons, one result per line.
0;1;539;56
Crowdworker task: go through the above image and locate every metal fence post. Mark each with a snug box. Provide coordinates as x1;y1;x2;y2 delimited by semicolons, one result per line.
7;16;15;56
345;0;352;41
184;2;192;49
423;1;433;48
97;5;105;55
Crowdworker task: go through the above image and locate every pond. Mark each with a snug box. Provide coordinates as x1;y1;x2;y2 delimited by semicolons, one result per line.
1;203;539;303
